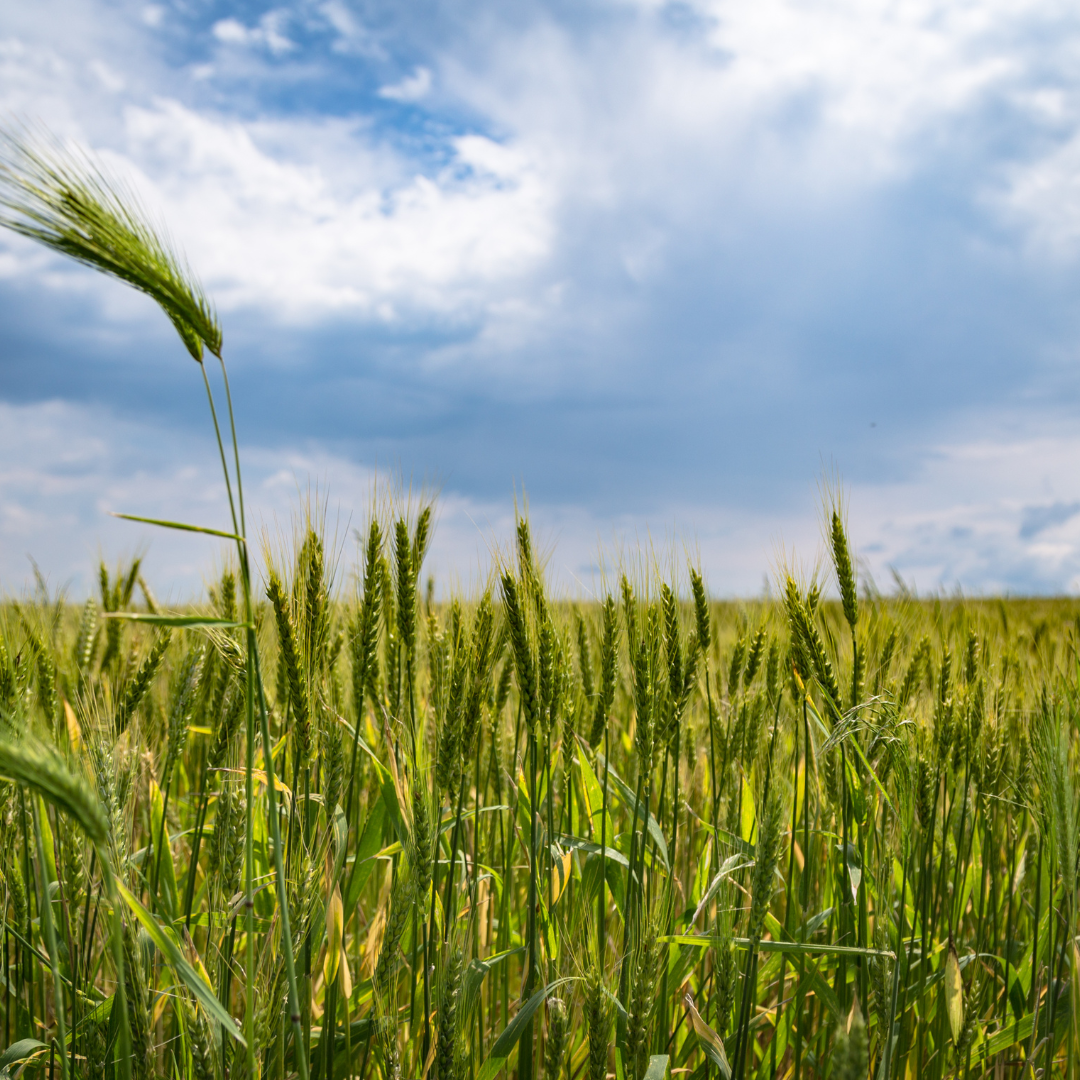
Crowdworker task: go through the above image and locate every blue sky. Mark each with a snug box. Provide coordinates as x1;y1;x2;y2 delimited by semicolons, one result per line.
5;0;1080;597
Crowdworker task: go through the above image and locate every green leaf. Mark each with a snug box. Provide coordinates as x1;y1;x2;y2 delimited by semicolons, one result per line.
352;734;407;848
945;945;964;1045
660;934;893;959
595;754;669;869
149;778;178;922
691;853;753;923
101;613;251;629
972;1012;1034;1061
795;963;841;1023
576;744;615;843
801;908;834;938
0;1038;49;1072
4;922;74;987
110;513;245;543
477;978;575;1080
116;880;245;1045
691;841;712;910
462;947;526;1021
437;805;511;836
344;795;387;915
642;1056;670;1080
560;835;630;867
36;795;57;886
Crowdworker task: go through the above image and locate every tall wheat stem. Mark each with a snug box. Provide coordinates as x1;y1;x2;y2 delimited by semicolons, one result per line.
253;644;310;1080
206;348;309;1080
32;797;68;1080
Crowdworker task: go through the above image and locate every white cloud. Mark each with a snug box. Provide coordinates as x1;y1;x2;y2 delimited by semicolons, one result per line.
212;12;295;55
999;130;1080;258
211;19;251;46
442;0;1025;214
316;1;385;58
378;66;432;103
844;421;1080;594
2;0;1077;334
3;398;1080;600
105;99;554;322
89;59;124;93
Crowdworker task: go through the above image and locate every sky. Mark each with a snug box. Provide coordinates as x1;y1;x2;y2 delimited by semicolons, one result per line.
4;0;1080;599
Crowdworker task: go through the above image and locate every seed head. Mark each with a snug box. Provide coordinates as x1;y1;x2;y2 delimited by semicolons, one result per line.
833;1000;868;1080
584;965;612;1080
748;788;782;942
0;127;221;360
830;510;858;631
544;996;568;1080
689;568;710;656
589;595;619;749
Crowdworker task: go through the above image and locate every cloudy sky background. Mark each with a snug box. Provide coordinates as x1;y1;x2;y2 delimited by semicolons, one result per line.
4;0;1080;599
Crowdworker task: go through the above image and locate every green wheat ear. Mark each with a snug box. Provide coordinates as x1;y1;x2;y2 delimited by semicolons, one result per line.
0;735;110;847
0;124;221;361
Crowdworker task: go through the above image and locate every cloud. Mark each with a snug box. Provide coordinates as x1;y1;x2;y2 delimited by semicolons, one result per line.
0;95;554;326
89;59;125;92
843;420;1080;594
4;396;1080;601
1019;501;1080;540
4;0;1080;593
378;66;432;103
212;12;295;56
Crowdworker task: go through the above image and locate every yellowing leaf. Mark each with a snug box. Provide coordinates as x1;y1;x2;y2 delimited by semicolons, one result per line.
217;767;292;807
847;863;862;903
362;863;393;979
551;850;573;906
324;885;344;986
684;994;730;1079
181;926;213;990
338;948;353;1000
63;701;82;753
740;775;755;845
945;945;964;1045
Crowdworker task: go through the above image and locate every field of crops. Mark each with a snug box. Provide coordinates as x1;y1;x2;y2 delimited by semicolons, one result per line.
2;128;1080;1080
1;521;1079;1080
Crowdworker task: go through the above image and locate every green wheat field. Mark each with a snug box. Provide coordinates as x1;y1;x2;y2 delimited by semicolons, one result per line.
1;131;1079;1080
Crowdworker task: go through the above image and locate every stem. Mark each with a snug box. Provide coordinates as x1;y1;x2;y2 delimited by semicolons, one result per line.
599;727;609;966
216;355;246;537
198;361;240;540
520;725;539;1080
99;859;133;1080
253;644;310;1080
32;798;68;1080
881;847;908;1080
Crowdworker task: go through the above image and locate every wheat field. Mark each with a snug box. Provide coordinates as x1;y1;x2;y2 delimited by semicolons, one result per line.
1;128;1079;1080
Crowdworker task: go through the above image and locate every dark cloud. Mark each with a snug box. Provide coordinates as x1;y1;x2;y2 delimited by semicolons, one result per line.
1020;501;1080;539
